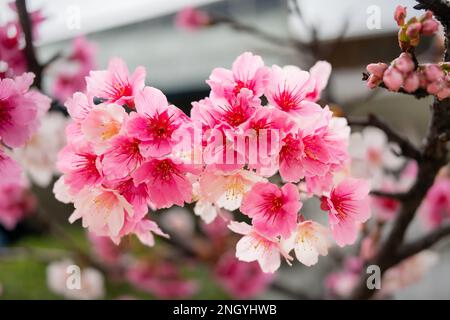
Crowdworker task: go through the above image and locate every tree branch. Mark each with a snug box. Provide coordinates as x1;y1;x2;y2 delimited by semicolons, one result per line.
15;0;43;89
211;14;309;51
348;113;422;161
397;224;450;261
350;0;450;299
370;190;409;201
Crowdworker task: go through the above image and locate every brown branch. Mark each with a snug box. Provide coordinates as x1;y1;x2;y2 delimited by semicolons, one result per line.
350;0;450;299
42;52;63;70
397;224;450;261
15;0;43;89
370;190;408;201
348;113;422;161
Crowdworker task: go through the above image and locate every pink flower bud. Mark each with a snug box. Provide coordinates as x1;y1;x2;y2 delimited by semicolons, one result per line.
367;63;388;78
425;64;444;81
427;81;441;94
406;22;422;39
367;74;381;89
394;6;407;26
421;18;439;36
395;53;415;73
383;67;404;91
437;86;450;100
404;72;420;93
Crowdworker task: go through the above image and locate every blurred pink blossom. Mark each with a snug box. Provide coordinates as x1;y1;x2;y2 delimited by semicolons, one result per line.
321;178;371;247
175;7;210;32
126;261;198;299
215;253;274;299
0;180;36;230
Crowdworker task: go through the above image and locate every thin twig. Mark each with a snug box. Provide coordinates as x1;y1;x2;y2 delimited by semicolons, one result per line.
397;224;450;261
15;0;43;89
370;190;409;201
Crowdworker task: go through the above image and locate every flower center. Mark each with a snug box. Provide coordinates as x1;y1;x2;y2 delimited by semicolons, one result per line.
113;83;133;100
221;103;249;127
154;159;177;181
274;90;301;111
233;80;246;96
147;110;177;140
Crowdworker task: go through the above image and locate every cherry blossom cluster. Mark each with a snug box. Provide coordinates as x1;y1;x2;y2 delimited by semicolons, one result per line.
54;52;371;273
85;210;274;299
365;7;450;99
367;54;450;99
0;71;51;229
0;3;44;79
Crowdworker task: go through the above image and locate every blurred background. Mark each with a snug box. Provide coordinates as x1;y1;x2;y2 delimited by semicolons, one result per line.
0;0;449;299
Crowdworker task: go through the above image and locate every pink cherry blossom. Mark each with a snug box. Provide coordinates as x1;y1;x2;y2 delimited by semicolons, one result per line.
324;257;362;298
419;177;450;229
349;126;405;184
126;86;191;157
198;168;265;212
123;218;169;247
305;61;332;102
265;64;321;117
207;52;269;103
88;232;122;265
321;178;371;247
0;4;44;78
126;261;198;298
281;220;330;266
64;92;94;123
57;143;102;194
241;106;295;176
215;252;274;298
0;72;51;148
14;112;68;187
0;181;36;230
228;221;292;273
132;157;198;209
69;187;133;238
175;7;210;32
0;149;21;186
51;36;97;102
101;135;144;180
279;108;349;189
81;103;126;153
86;57;145;108
241;182;301;238
104;177;149;216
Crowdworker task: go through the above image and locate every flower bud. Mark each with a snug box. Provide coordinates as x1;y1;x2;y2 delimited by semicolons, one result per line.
383;67;404;91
